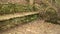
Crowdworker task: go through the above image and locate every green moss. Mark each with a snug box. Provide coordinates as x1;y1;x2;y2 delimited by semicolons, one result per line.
0;14;39;30
0;3;38;15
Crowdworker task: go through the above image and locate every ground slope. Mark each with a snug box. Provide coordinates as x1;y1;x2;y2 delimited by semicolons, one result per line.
0;20;60;34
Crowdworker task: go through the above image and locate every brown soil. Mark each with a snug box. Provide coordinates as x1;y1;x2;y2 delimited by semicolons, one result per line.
0;20;60;34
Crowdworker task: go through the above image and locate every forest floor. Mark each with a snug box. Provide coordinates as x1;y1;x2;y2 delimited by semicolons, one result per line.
0;19;60;34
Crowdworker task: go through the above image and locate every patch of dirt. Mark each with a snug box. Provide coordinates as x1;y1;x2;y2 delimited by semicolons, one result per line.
0;20;60;34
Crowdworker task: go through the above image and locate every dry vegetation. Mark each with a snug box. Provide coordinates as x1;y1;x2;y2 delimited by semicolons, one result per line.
0;0;60;33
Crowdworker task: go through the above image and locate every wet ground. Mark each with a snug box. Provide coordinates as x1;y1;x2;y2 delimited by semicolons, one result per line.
0;20;60;34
